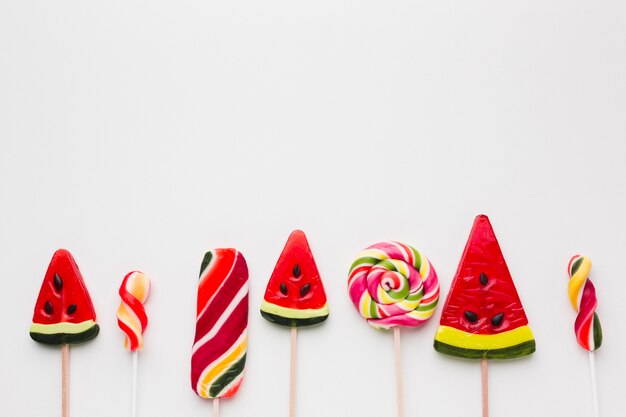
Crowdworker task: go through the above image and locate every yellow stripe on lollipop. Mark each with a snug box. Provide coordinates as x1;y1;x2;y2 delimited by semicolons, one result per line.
359;248;388;261
568;256;592;312
198;336;247;398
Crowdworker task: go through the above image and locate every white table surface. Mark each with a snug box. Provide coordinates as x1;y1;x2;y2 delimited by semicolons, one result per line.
1;1;625;416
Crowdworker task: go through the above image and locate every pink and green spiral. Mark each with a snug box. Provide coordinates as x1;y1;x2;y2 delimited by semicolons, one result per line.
348;241;439;330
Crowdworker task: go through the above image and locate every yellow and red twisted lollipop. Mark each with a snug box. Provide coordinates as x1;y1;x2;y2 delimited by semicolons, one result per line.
567;255;602;351
117;271;151;351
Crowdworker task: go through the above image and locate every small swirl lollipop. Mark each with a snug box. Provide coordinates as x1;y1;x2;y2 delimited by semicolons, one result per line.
348;241;440;330
348;241;439;417
567;255;602;417
568;255;602;351
117;271;151;351
117;270;151;417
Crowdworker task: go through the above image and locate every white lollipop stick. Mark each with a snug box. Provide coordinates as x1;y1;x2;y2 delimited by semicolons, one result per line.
393;327;404;417
213;398;220;417
589;351;599;417
132;351;138;417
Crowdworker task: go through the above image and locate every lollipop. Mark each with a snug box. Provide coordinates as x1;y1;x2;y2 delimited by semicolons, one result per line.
348;241;439;417
117;271;151;417
348;241;439;329
567;255;602;417
567;255;602;351
192;249;249;416
434;215;535;417
117;271;151;351
29;249;99;417
260;230;328;417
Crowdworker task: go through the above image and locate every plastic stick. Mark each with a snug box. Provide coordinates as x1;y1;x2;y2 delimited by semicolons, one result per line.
393;327;404;417
589;351;599;417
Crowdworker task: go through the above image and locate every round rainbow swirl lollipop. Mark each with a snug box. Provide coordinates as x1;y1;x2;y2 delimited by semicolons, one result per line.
348;241;440;330
567;255;602;351
117;271;151;351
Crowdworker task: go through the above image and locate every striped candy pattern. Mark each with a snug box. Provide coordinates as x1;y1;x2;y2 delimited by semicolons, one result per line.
348;241;440;330
191;249;248;399
567;255;602;351
117;271;151;351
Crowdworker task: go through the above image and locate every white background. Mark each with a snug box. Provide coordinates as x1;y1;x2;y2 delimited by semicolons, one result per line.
1;1;625;417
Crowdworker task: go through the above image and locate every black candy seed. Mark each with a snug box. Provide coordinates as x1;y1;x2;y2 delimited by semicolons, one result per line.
464;311;478;323
300;283;311;297
293;264;301;278
67;304;77;314
479;272;488;285
280;282;288;295
53;273;63;291
491;313;505;327
44;300;53;315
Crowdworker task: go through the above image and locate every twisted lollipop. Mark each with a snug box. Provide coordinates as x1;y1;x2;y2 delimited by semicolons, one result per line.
568;255;602;417
568;255;602;351
348;241;440;330
117;270;151;417
117;271;151;351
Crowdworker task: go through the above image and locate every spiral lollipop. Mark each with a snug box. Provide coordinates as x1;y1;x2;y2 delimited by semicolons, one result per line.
567;255;602;417
348;241;439;417
117;270;151;417
348;241;440;330
568;255;602;351
117;271;151;351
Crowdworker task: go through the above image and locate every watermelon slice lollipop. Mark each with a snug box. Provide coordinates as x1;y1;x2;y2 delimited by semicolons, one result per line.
434;215;535;417
261;230;329;417
260;230;329;327
30;249;99;345
434;215;535;359
29;249;99;417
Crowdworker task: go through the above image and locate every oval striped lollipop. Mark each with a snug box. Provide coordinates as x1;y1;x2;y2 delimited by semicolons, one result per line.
348;241;440;330
191;249;248;399
567;255;602;351
117;271;151;351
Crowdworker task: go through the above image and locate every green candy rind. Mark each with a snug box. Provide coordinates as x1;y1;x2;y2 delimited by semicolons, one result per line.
433;339;536;360
260;310;328;328
30;324;100;346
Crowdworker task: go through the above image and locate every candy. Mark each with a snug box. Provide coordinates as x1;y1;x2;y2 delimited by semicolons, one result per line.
30;249;99;345
567;255;602;351
261;230;329;327
348;241;440;330
434;215;535;359
117;271;151;352
191;249;249;399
